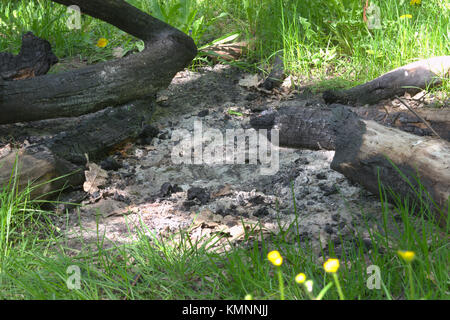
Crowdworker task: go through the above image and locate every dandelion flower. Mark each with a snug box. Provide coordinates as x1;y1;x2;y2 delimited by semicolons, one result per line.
295;273;306;284
244;294;252;300
267;250;283;266
96;38;108;48
399;14;413;19
410;0;421;5
304;280;313;293
397;250;416;263
323;258;340;273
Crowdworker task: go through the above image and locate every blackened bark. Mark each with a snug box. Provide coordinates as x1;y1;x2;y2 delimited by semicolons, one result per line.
0;0;197;199
0;32;58;81
0;0;197;124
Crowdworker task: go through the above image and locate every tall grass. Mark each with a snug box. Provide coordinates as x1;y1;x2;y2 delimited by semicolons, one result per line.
1;0;448;84
0;155;448;299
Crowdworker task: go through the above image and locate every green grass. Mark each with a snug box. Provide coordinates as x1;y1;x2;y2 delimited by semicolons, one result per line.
1;0;448;89
0;158;448;299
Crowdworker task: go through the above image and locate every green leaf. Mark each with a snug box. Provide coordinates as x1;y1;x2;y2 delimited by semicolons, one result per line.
228;110;243;117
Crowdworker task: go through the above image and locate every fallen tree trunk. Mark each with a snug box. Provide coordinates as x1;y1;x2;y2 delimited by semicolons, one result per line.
331;106;449;226
251;104;449;224
0;0;196;124
323;56;450;105
250;102;450;149
0;99;154;198
250;105;336;150
0;0;196;198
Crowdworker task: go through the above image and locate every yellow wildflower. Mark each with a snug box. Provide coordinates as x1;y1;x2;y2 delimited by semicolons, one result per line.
295;273;306;284
96;38;108;48
397;250;416;263
267;250;283;266
244;294;253;300
323;258;340;273
400;14;413;19
410;0;421;5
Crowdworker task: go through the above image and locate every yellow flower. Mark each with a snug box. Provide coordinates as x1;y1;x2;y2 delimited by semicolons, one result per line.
323;258;340;273
304;280;313;293
410;0;421;5
96;38;108;48
399;14;413;19
397;250;416;263
267;250;283;266
244;294;252;300
295;273;306;284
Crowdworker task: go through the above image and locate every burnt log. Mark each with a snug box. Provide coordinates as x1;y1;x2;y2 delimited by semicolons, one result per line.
0;0;197;125
250;105;336;150
261;55;285;90
251;103;449;223
0;32;58;81
0;0;197;198
323;56;450;105
250;102;450;150
0;99;154;198
331;106;449;226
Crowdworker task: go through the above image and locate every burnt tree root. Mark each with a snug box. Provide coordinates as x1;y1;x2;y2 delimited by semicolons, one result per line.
0;0;197;198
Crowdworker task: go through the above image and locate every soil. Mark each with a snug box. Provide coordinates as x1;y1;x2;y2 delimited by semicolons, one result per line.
46;64;390;255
